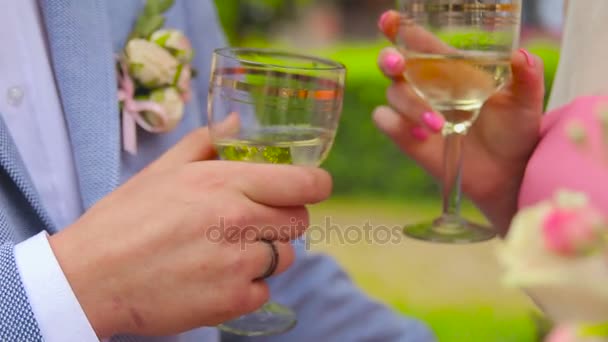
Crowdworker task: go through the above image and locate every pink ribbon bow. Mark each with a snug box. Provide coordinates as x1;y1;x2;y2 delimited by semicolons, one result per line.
117;58;171;155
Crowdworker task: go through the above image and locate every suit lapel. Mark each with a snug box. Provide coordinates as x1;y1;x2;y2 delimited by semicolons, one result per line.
40;0;121;210
0;119;55;233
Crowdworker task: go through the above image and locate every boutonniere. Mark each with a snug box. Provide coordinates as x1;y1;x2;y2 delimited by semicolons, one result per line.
117;0;195;154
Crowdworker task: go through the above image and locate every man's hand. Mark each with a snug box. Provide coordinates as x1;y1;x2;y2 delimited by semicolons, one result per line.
374;10;545;233
49;127;332;338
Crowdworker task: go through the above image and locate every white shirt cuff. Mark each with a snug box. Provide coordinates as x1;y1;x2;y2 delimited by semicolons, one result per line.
14;231;100;342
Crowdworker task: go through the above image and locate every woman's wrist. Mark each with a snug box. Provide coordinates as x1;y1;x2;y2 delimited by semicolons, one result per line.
476;174;525;236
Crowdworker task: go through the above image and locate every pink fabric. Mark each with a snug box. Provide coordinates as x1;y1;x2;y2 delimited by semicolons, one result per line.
519;96;608;214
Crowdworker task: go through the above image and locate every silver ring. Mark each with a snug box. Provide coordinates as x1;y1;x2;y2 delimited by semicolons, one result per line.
256;239;279;281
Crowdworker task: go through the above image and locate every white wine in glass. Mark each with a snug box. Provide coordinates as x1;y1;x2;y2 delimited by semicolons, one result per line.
214;126;334;166
208;48;345;336
404;52;512;132
397;0;521;243
405;52;511;107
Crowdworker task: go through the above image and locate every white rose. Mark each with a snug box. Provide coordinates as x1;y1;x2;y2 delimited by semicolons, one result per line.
150;29;194;63
126;39;179;88
141;87;184;131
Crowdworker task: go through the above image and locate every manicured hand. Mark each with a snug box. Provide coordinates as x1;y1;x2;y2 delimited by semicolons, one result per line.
374;10;545;233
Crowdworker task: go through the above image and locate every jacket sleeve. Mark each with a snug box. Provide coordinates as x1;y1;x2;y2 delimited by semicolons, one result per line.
0;242;43;342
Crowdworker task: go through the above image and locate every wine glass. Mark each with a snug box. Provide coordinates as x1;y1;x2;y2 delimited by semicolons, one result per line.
208;47;345;336
396;0;522;243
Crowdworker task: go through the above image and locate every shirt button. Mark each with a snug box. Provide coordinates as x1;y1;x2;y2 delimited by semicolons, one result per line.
7;86;25;107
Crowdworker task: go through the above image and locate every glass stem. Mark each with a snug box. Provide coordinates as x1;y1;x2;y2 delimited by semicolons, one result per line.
440;114;474;221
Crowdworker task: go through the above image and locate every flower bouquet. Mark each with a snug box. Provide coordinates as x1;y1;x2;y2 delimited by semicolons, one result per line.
499;97;608;341
116;0;195;154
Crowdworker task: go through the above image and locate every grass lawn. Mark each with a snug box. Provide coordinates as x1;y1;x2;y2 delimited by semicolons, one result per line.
307;197;543;342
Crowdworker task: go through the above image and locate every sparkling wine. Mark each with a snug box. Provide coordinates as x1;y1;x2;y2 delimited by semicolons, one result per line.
214;126;334;166
404;52;511;129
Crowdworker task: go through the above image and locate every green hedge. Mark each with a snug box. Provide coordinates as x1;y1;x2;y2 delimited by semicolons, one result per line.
318;43;436;198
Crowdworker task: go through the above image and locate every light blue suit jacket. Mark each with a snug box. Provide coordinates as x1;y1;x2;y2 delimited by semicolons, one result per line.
0;1;435;341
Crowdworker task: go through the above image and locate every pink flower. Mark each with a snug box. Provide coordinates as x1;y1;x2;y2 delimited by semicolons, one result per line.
543;206;605;257
546;325;579;342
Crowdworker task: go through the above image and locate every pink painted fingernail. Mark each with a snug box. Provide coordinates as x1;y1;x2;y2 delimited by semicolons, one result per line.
422;112;445;132
383;54;404;74
519;48;535;67
378;11;390;31
410;126;429;141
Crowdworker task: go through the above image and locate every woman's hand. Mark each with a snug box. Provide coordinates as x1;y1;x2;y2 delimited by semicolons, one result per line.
373;10;545;233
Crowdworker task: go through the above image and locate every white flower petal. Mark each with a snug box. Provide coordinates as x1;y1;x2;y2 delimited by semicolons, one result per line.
126;39;179;87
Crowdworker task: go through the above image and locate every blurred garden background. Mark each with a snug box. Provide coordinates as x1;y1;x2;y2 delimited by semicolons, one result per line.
214;1;563;340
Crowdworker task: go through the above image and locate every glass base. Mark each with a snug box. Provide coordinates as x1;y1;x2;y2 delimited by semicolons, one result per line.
218;301;296;336
404;215;496;244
